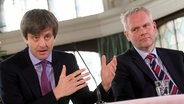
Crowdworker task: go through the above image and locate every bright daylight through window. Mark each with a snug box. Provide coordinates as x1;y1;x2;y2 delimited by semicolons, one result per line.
2;0;104;32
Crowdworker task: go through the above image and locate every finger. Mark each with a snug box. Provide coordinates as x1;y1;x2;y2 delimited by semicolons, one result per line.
107;65;116;76
75;82;88;91
110;56;117;71
60;65;66;78
110;56;117;65
76;77;91;86
101;55;106;69
113;56;117;66
68;69;86;80
110;69;116;76
111;63;117;72
74;72;90;81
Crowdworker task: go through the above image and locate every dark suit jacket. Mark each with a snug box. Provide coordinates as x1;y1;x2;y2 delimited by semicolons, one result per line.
112;47;184;101
0;48;113;104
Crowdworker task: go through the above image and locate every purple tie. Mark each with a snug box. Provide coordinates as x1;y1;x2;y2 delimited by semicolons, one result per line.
40;60;51;95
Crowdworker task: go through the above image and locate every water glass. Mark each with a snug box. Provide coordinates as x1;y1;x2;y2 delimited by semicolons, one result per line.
155;80;170;96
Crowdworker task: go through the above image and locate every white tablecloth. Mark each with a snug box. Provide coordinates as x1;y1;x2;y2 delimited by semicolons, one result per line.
107;94;184;104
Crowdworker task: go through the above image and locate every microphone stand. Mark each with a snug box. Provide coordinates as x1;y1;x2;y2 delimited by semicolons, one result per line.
73;44;105;104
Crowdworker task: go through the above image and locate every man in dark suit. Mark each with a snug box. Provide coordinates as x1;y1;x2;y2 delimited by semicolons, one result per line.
0;9;117;104
112;7;184;101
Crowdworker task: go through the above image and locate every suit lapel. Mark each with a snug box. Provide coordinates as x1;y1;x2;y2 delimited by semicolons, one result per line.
130;48;157;81
157;49;184;92
52;51;80;87
52;52;64;86
22;65;42;98
19;48;42;98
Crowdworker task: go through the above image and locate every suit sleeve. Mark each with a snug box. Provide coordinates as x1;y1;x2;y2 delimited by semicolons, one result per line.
112;56;136;101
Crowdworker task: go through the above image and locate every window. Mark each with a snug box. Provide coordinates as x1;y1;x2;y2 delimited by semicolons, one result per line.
1;0;104;32
53;0;104;21
68;51;101;91
65;51;102;104
157;17;184;51
3;0;48;32
76;0;104;17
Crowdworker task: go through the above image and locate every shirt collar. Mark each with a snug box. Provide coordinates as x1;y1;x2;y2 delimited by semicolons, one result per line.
134;46;158;59
28;48;52;65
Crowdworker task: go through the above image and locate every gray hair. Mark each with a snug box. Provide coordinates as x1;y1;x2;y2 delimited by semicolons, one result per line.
120;7;153;31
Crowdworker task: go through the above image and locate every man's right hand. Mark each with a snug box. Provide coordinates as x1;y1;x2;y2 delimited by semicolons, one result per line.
53;65;90;100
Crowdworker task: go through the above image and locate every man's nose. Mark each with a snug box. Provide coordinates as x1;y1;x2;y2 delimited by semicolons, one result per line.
139;27;147;35
39;38;46;47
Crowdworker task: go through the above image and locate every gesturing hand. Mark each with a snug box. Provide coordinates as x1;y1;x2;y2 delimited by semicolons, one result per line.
53;65;90;100
101;55;117;92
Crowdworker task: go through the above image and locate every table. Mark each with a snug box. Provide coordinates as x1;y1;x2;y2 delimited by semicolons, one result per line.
106;94;184;104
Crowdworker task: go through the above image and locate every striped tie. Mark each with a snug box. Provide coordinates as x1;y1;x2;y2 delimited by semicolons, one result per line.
146;54;180;94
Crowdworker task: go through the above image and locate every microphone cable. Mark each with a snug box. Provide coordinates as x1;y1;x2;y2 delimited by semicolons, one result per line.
73;43;104;104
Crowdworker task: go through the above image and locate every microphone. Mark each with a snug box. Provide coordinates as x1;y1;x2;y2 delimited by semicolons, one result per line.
72;43;104;104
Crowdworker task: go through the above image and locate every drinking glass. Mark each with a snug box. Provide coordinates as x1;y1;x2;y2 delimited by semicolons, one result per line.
155;80;170;96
